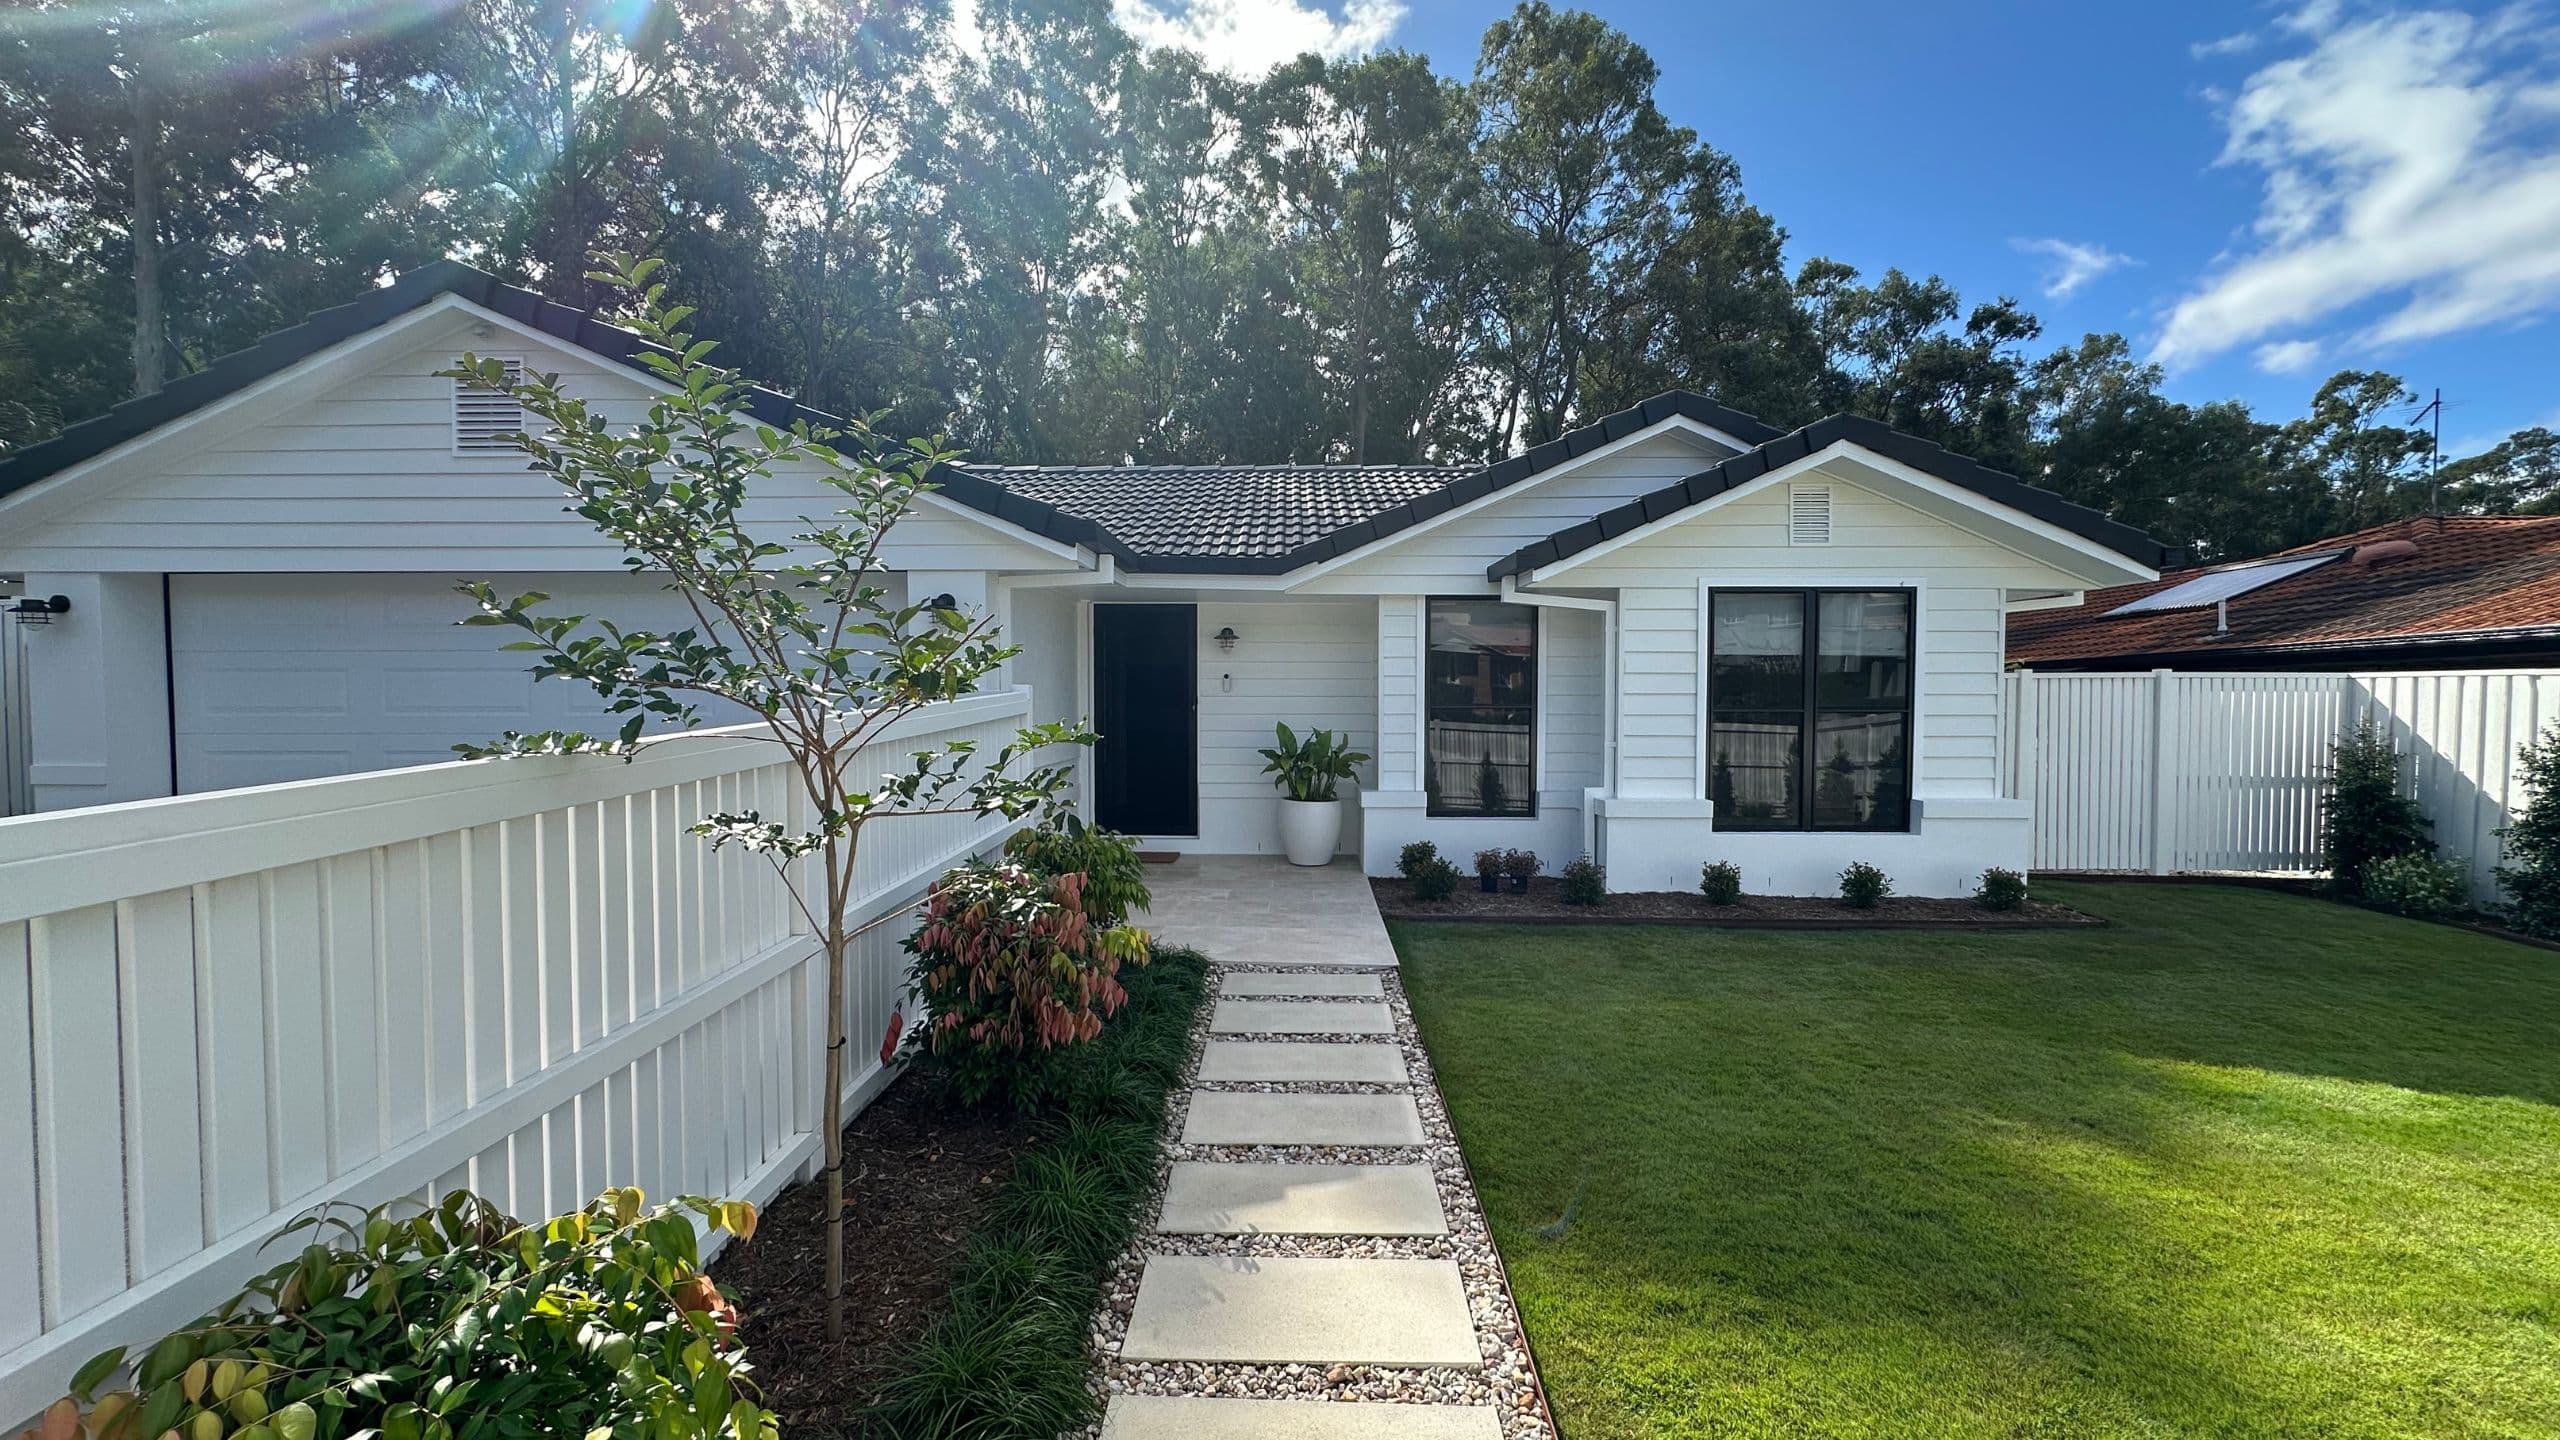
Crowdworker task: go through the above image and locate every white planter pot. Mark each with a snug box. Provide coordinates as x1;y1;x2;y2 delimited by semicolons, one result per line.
1277;798;1343;866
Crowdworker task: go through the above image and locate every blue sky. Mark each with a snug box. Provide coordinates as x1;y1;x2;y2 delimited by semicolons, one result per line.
1115;0;2560;452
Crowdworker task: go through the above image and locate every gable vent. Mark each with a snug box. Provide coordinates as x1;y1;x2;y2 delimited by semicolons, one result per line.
453;357;525;454
1788;482;1833;546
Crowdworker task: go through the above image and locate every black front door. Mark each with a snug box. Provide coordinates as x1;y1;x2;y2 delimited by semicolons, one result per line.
1093;604;1197;836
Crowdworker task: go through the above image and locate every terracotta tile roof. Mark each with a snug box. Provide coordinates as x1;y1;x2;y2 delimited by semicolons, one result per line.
969;464;1472;562
2007;515;2560;667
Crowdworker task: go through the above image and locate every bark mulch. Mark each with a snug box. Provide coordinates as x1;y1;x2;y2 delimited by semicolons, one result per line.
1373;876;2101;928
711;1071;1024;1435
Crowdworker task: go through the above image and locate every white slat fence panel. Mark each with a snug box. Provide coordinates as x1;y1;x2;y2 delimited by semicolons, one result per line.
0;690;1032;1424
2011;668;2560;903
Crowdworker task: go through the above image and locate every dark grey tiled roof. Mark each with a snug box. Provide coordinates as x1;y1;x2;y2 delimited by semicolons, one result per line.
969;464;1471;562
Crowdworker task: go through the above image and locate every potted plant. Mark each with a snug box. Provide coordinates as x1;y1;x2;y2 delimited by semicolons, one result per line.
1473;848;1505;892
1259;722;1371;865
1502;848;1539;893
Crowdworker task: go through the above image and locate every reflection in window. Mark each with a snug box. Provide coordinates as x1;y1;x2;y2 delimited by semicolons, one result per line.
1426;599;1535;817
1709;590;1912;831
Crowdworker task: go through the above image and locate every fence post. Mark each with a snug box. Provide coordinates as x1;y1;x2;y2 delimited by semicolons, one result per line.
2149;667;2179;875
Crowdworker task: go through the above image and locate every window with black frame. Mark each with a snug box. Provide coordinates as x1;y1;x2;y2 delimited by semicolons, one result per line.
1708;590;1911;831
1425;599;1535;817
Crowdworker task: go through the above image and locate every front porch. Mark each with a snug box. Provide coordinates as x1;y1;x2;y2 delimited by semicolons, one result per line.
1134;854;1399;970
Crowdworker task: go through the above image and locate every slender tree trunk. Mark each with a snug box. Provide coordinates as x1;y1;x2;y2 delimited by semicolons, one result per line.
819;833;848;1343
130;47;164;397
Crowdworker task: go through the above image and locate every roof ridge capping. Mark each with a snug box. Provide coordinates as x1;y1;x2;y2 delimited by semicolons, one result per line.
1486;411;2179;580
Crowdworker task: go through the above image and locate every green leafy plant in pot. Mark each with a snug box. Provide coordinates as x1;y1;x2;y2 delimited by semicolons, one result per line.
1260;722;1370;866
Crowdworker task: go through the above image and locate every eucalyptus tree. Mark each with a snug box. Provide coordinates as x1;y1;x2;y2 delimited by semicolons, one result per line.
1472;2;1693;447
448;254;1092;1342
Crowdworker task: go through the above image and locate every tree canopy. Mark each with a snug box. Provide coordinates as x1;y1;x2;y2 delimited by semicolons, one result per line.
2;0;2539;558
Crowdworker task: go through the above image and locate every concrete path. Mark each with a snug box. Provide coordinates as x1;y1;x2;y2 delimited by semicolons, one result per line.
1101;907;1543;1439
1133;855;1398;969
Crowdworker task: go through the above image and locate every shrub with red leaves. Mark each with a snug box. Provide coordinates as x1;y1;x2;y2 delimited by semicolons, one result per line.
903;861;1152;1108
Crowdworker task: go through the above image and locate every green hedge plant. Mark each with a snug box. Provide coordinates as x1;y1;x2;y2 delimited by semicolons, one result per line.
2496;724;2560;937
1410;856;1463;901
2321;719;2432;896
1004;814;1151;927
1974;867;2028;911
1700;861;1744;906
1559;855;1605;906
1839;862;1891;909
29;1189;767;1440
2363;854;2469;919
1396;840;1440;879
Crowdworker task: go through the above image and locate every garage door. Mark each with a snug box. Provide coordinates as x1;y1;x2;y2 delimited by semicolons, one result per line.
171;573;749;793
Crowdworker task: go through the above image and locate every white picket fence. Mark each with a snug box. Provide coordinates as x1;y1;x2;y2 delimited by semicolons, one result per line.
2004;668;2560;900
0;688;1033;1423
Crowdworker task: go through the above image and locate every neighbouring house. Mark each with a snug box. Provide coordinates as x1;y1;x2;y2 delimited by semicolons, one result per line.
2009;515;2560;674
0;261;2172;893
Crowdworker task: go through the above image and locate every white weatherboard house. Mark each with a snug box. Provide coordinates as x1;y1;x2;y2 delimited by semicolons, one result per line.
0;263;2172;893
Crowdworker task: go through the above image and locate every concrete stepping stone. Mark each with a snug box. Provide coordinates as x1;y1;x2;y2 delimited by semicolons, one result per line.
1101;1396;1502;1439
1198;1040;1407;1084
1119;1256;1481;1367
1182;1091;1426;1147
1220;971;1384;998
1157;1162;1445;1236
1210;998;1393;1035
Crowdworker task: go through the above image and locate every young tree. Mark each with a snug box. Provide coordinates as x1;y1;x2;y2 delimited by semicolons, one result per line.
446;253;1093;1342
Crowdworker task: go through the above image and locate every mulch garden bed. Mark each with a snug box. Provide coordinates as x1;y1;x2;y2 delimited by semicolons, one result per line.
1372;875;2102;928
711;1071;1024;1435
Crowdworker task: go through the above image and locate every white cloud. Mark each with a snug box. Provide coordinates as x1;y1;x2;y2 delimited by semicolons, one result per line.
2154;4;2560;368
2191;30;2259;59
2254;337;2325;372
2013;237;2137;300
1112;0;1403;75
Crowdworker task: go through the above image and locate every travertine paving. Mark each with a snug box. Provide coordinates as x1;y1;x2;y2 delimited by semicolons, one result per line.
1209;998;1395;1035
1156;1163;1446;1236
1196;1040;1408;1084
1100;1396;1504;1439
1120;1256;1480;1366
1092;861;1549;1440
1219;971;1384;998
1180;1091;1426;1147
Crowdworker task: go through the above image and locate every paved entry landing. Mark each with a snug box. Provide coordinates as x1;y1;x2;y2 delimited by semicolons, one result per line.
1135;855;1397;969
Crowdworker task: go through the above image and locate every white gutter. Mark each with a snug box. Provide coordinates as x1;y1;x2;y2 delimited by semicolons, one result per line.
1500;576;1618;798
999;552;1116;589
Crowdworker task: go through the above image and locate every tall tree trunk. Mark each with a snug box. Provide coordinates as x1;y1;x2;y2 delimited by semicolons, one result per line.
130;48;164;397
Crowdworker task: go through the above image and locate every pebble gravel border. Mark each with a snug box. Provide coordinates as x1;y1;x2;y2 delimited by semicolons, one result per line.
1078;963;1556;1439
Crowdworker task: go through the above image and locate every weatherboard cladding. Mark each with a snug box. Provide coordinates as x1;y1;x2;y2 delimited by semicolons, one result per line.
0;259;2170;577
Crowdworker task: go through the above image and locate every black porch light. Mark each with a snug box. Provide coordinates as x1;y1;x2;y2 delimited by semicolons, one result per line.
1214;625;1240;653
6;594;68;625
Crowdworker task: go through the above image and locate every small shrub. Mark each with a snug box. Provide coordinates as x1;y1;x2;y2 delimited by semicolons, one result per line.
1410;856;1463;901
1004;813;1151;926
1839;861;1891;908
1559;854;1605;905
2363;853;2469;919
1473;848;1505;879
1974;867;2028;911
1502;848;1540;881
1396;840;1440;879
31;1189;767;1440
2497;724;2560;937
2322;719;2432;896
905;861;1151;1109
1700;860;1744;906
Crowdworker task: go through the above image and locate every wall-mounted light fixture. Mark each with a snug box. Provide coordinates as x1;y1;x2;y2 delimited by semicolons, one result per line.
1214;626;1240;653
7;595;68;626
926;592;958;611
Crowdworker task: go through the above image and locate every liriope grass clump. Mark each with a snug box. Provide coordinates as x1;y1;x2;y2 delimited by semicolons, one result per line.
864;945;1209;1439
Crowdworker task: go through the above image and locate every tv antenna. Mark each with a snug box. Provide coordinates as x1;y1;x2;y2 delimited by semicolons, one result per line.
2410;387;2444;514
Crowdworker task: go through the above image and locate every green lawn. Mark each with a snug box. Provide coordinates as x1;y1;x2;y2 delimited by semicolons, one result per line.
1394;884;2560;1439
